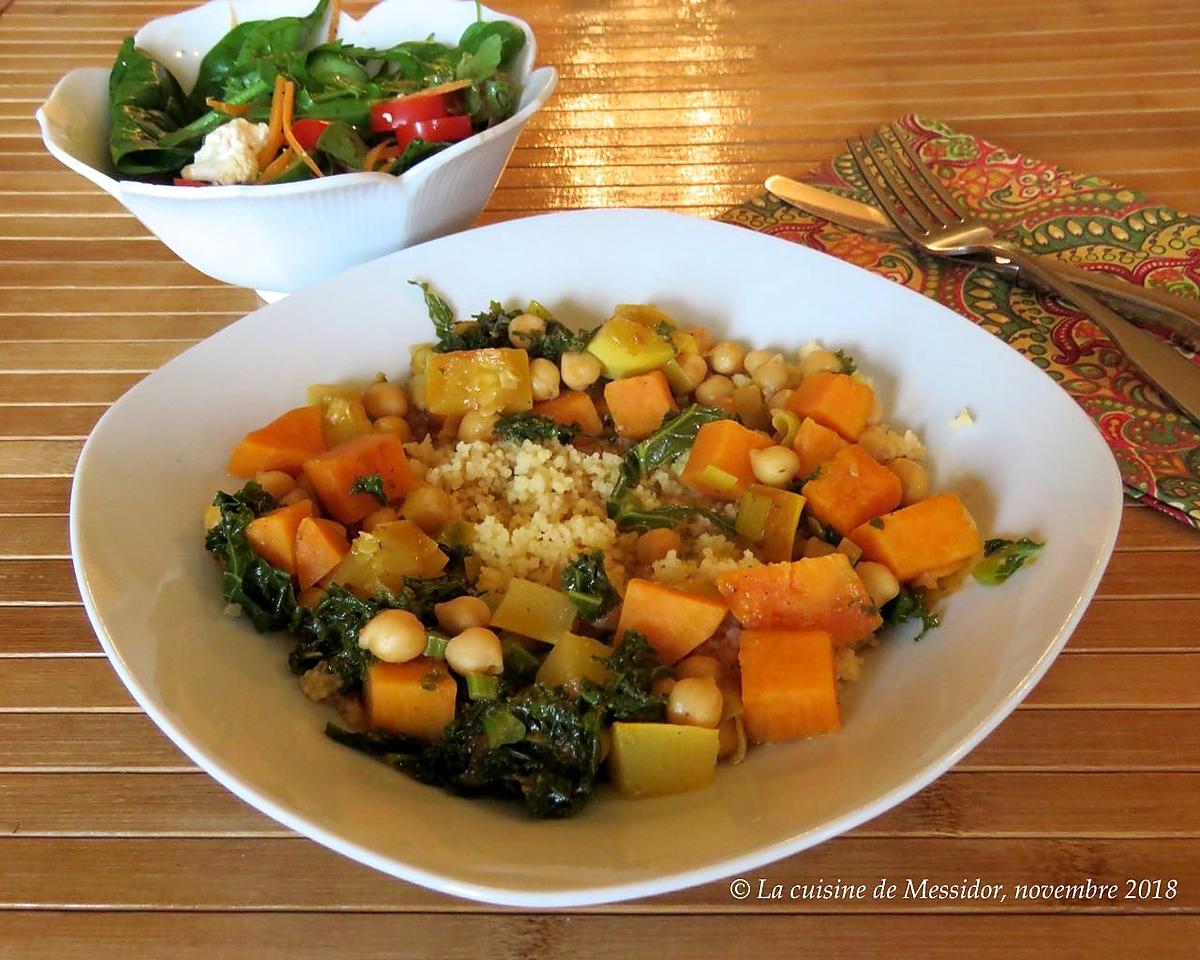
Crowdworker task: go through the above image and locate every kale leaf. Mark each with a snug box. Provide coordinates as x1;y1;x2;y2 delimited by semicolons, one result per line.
409;279;456;344
581;630;669;722
399;574;474;621
561;550;620;621
882;587;940;640
349;472;387;505
494;412;578;444
608;495;735;534
834;349;857;374
612;404;729;499
288;585;384;685
973;537;1045;585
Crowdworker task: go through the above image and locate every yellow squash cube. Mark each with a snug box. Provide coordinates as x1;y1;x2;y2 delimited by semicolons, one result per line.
608;722;720;799
586;315;676;380
325;520;447;596
536;632;614;688
425;349;533;416
489;578;577;643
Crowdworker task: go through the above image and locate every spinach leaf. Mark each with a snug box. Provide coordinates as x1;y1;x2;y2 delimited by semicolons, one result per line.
315;120;367;170
348;472;387;505
459;20;526;67
387;137;451;175
561;551;620;621
882;587;940;640
455;33;503;83
108;38;197;175
494;413;578;444
462;76;518;128
973;537;1044;585
581;630;669;722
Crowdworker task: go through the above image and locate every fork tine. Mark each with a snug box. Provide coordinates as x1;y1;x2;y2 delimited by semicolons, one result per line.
875;126;957;228
884;123;965;218
848;135;933;240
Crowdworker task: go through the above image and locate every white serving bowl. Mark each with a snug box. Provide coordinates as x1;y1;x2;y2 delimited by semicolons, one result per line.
70;210;1123;907
36;0;557;297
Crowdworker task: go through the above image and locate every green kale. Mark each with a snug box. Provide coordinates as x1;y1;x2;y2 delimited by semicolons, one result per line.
348;472;387;505
524;320;595;364
614;404;729;496
494;412;579;444
399;574;474;621
882;587;940;641
973;537;1045;585
409;280;457;345
581;630;670;722
501;636;542;688
654;319;674;342
288;585;386;686
561;551;620;621
608;495;735;535
204;481;299;632
834;349;857;374
804;513;841;545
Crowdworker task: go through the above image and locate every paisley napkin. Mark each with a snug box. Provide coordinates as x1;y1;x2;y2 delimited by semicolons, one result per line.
718;114;1200;529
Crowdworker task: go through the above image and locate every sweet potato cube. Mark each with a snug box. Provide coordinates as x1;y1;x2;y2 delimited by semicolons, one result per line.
302;433;417;525
604;370;677;440
680;419;773;501
793;416;850;478
365;658;457;741
425;348;533;416
244;500;314;574
608;722;719;798
786;373;874;441
849;492;983;582
228;406;325;477
615;578;729;664
295;517;350;590
802;445;902;536
715;553;881;646
532;390;605;437
739;629;841;743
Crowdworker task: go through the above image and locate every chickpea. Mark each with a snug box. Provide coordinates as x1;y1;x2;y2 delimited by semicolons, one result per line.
361;506;399;533
766;387;793;410
508;313;546;349
675;654;722;682
357;608;426;664
694;374;735;405
887;457;930;505
687;326;715;355
732;383;769;431
749;444;801;487
530;357;561;402
636;527;682;565
743;349;774;376
435;595;492;634
857;561;900;608
803;537;837;558
560;351;603;392
651;676;677;697
254;470;296;501
445;626;504;676
667;676;723;729
401;484;453;536
280;488;320;515
800;348;842;380
458;411;498;443
752;357;790;394
717;716;741;760
203;504;221;531
709;340;746;375
362;381;408;420
678;353;709;392
373;415;412;440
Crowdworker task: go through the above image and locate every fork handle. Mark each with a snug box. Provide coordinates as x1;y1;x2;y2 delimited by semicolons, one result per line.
994;244;1200;426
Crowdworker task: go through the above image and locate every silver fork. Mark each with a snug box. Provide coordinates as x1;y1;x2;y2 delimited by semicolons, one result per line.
848;124;1200;425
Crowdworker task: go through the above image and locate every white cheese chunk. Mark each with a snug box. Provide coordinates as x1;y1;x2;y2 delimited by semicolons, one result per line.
180;118;270;185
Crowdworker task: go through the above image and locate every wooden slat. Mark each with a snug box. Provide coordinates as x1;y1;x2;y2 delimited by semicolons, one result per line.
0;475;71;512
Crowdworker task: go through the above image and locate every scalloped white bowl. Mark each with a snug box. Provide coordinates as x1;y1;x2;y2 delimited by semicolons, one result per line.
36;0;557;296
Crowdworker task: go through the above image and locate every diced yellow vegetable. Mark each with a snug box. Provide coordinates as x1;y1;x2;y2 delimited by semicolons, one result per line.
608;722;720;798
671;330;699;355
320;397;372;448
699;464;738;493
425;348;533;416
613;303;677;329
489;577;578;643
754;484;806;563
735;487;773;542
306;383;361;408
535;632;614;688
324;520;447;596
661;357;693;394
586;316;676;380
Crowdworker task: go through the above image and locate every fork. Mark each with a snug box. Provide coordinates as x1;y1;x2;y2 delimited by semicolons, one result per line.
848;124;1200;425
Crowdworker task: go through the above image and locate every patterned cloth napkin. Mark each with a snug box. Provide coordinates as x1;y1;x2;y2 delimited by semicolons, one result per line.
718;114;1200;530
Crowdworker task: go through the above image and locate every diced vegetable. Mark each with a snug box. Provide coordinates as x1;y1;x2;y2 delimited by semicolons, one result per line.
786;372;875;441
365;657;457;741
792;416;850;478
612;303;678;329
679;419;773;500
535;632;614;688
973;537;1044;585
532;390;605;437
245;499;314;574
294;516;350;590
290;117;330;152
749;484;806;562
306;384;361;407
425;348;533;416
302;433;417;524
489;578;578;643
615;578;728;664
735;487;773;542
325;520;447;595
604;370;677;440
738;629;841;742
849;493;983;583
369;86;462;132
560;551;620;621
227;406;325;477
319;397;373;448
608;722;719;798
586;316;676;379
801;445;902;536
715;553;882;646
394;115;473;151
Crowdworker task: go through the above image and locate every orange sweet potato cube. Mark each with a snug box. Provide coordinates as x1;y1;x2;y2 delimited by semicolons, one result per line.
739;628;841;742
228;406;325;477
302;433;417;525
792;416;850;478
802;445;902;536
294;517;351;590
615;579;729;664
244;500;314;574
849;492;983;583
533;390;605;437
786;372;874;441
365;658;457;741
680;419;773;500
604;370;677;440
715;553;881;646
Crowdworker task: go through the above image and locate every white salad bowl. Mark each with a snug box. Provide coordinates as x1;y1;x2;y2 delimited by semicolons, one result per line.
36;0;557;297
70;210;1122;907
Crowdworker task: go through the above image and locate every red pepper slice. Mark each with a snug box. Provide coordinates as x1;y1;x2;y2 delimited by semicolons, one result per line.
394;115;474;152
172;178;210;187
369;92;455;132
290;118;331;153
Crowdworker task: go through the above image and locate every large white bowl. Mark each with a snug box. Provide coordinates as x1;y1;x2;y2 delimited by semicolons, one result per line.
36;0;557;296
70;210;1122;907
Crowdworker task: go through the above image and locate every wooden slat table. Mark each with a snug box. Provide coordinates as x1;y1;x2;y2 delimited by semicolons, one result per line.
2;0;1198;955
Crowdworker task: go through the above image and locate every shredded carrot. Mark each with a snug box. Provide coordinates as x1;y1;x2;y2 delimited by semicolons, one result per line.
362;142;400;172
281;81;325;179
255;75;288;169
205;97;253;117
257;147;296;184
327;0;341;43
